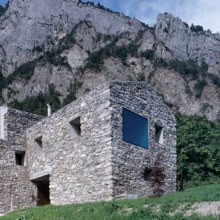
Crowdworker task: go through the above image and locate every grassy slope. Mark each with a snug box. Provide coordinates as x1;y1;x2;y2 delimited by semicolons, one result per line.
1;184;220;220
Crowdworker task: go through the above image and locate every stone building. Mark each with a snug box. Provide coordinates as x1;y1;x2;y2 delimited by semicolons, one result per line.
0;81;176;214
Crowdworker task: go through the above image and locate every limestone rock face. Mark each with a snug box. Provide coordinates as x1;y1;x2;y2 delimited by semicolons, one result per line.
155;13;220;73
0;1;219;122
0;0;143;76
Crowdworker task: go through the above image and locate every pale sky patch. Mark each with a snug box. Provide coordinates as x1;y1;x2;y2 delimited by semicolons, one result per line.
1;0;220;33
88;0;220;33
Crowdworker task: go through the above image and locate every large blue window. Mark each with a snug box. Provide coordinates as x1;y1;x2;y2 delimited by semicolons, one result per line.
122;108;149;149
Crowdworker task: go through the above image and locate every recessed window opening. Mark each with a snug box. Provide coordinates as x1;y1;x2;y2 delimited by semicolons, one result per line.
69;117;81;137
122;108;149;149
155;124;164;144
15;152;25;166
143;167;152;181
35;136;43;148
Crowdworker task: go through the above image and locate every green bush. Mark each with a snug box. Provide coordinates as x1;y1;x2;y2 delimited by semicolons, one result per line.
176;115;220;190
85;40;139;72
41;50;69;67
153;58;168;68
141;50;155;60
190;24;204;33
13;60;37;80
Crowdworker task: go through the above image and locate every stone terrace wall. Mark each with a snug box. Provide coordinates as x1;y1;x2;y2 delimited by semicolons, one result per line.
110;82;176;198
26;84;113;205
0;108;43;214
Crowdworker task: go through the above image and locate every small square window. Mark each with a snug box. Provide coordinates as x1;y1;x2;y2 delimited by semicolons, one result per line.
122;108;149;148
155;124;164;145
35;136;43;148
143;167;152;181
15;152;26;166
69;117;81;137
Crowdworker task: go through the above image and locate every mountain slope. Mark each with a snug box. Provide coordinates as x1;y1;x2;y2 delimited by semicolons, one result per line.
0;0;219;122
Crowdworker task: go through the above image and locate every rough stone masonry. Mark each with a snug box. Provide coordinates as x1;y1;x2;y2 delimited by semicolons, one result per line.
0;81;176;214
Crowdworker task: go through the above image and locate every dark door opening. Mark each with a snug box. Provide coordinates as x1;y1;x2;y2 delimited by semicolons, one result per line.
32;175;50;206
37;182;50;206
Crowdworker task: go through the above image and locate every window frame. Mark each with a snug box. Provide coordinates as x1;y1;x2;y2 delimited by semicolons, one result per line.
122;108;149;149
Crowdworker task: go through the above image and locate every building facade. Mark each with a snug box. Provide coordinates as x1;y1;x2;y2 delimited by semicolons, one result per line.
0;82;176;214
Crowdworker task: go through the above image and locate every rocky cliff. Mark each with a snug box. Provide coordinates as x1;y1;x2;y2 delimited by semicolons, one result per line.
0;0;219;122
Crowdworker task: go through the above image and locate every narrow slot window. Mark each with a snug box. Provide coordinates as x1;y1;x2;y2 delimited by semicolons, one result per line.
143;167;152;181
155;124;164;145
69;117;81;137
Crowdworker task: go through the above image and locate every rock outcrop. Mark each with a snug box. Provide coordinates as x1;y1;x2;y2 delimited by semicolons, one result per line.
0;1;219;122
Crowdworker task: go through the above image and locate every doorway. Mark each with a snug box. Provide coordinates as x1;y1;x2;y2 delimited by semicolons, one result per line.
32;175;50;206
37;182;50;206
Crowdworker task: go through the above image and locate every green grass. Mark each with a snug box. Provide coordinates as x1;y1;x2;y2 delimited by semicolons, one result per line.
1;184;220;220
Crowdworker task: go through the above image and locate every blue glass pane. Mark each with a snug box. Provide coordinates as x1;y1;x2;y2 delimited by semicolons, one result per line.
122;108;148;148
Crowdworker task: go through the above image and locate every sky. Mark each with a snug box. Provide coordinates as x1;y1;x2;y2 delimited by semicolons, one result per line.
0;0;220;33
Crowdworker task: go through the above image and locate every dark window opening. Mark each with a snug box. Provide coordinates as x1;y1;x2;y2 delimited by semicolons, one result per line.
143;167;152;181
15;152;25;166
70;117;81;137
122;108;149;148
35;136;43;148
155;124;163;144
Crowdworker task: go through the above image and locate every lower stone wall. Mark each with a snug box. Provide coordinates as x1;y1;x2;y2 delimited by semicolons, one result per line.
0;166;36;214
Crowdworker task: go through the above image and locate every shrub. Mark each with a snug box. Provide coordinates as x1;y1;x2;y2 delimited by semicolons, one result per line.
168;59;208;80
176;115;220;190
190;24;204;33
41;50;69;67
141;50;155;60
85;39;139;72
153;58;168;68
32;46;43;53
13;60;37;80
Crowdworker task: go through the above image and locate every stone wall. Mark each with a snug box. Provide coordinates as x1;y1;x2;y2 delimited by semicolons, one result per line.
0;82;176;213
26;84;113;205
110;82;176;198
0;108;43;214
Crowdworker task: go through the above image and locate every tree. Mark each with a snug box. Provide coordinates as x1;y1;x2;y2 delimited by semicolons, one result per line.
176;115;220;190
